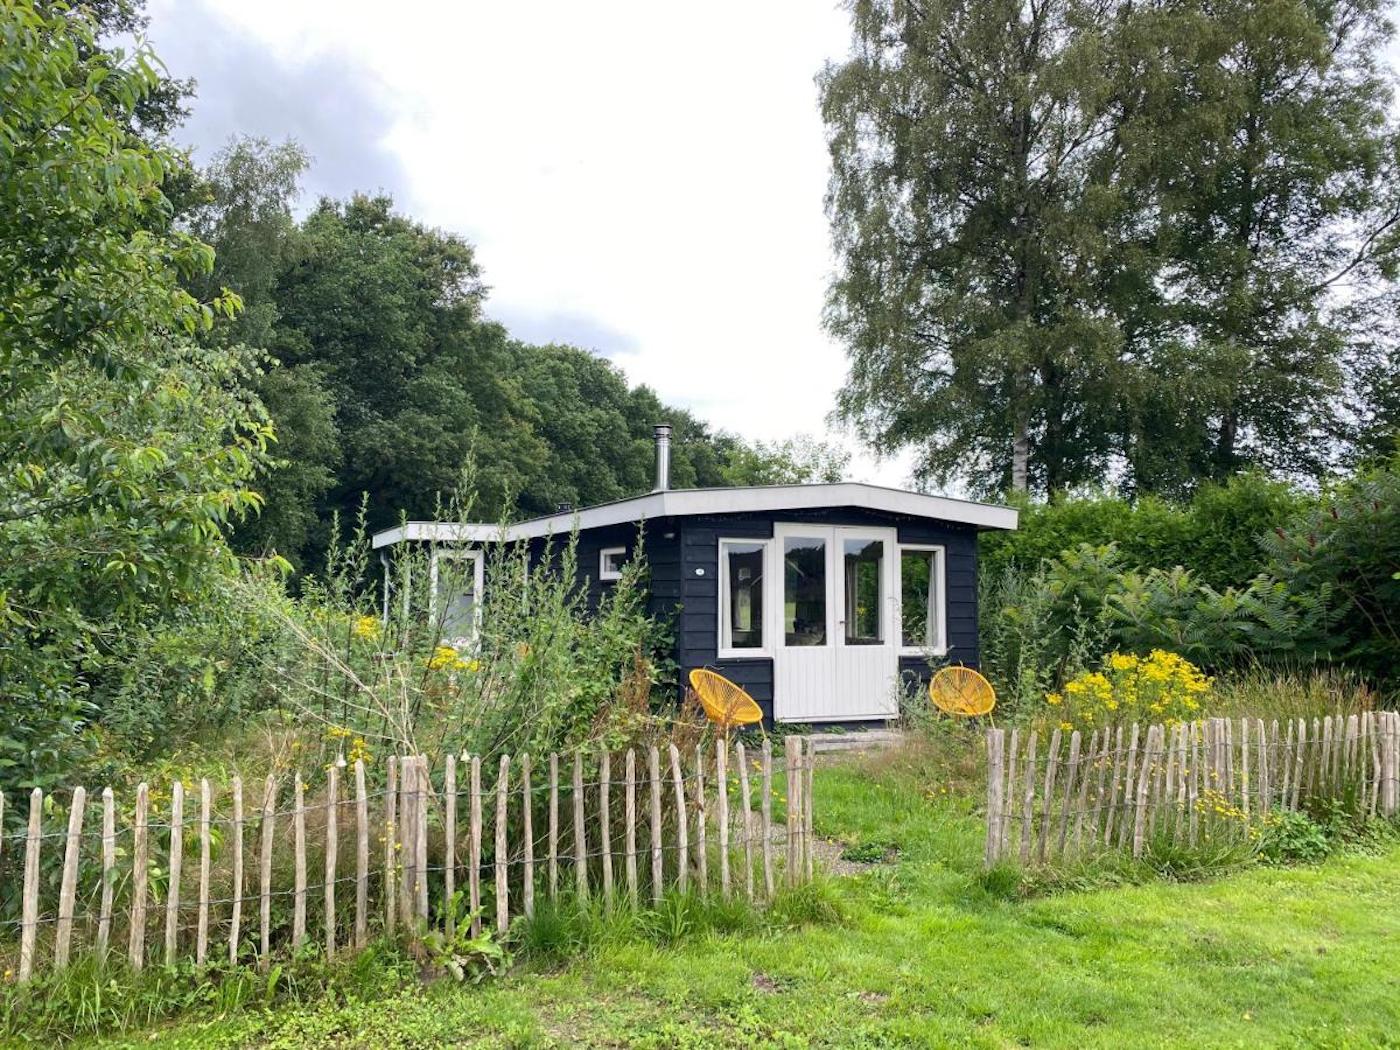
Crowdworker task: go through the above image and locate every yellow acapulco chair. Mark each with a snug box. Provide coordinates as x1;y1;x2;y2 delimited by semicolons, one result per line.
928;666;997;721
688;668;765;743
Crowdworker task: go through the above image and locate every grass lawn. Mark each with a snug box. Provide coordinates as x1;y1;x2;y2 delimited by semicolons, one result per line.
71;745;1400;1049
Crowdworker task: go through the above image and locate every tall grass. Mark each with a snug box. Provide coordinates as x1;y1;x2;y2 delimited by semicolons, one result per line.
1211;667;1380;722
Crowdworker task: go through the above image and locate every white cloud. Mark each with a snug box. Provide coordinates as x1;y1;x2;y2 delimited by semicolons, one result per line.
146;0;919;487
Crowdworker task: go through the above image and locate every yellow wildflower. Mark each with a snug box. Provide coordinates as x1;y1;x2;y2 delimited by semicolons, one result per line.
352;614;381;641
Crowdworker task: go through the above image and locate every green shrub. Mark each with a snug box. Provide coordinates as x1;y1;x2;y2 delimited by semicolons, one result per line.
1257;810;1334;864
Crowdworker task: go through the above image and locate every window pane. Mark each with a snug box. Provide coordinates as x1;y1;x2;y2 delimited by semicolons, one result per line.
900;549;937;648
435;558;478;645
843;539;884;645
783;537;826;646
723;542;765;650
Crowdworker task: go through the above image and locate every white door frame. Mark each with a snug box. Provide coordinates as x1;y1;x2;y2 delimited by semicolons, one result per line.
772;523;899;723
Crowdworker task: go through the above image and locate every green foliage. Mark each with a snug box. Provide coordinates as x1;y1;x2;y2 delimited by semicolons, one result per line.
1257;810;1333;865
1261;461;1400;683
0;4;269;792
420;896;510;984
823;0;1400;496
718;434;851;486
981;474;1308;589
245;492;671;764
0;941;417;1046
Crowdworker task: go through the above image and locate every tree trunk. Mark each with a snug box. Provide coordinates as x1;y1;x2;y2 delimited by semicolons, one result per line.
1011;413;1030;493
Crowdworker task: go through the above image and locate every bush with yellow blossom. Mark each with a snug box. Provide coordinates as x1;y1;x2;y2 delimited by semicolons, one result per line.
1045;650;1211;732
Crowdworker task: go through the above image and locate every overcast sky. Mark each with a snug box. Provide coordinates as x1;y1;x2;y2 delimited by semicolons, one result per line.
143;0;916;486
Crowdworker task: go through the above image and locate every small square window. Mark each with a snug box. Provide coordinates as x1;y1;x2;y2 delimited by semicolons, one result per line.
599;546;627;582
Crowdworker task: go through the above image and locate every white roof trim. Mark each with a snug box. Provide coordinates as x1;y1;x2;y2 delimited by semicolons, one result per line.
371;482;1018;549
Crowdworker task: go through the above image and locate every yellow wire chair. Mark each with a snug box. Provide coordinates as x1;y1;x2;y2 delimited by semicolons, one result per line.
928;666;998;722
688;668;765;744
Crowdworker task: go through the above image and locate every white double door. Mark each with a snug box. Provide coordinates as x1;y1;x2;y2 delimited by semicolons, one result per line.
772;523;900;722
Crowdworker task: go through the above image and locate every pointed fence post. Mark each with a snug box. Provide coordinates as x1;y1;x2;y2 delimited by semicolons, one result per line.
624;749;638;907
522;753;535;920
259;776;276;967
670;743;688;893
496;754;510;934
984;728;1005;867
547;753;560;902
324;763;339;958
444;754;457;932
129;783;150;970
573;751;589;900
736;741;754;902
384;758;397;936
760;739;774;898
717;741;731;897
55;786;86;970
165;780;184;965
292;775;306;949
98;787;116;958
648;746;664;901
599;751;614;906
354;760;369;950
196;779;212;966
19;789;43;983
230;776;244;965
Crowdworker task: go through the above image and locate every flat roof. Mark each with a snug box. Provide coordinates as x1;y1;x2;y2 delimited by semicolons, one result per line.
372;482;1018;548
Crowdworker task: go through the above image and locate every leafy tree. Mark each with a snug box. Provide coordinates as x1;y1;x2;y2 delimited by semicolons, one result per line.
820;0;1131;496
270;195;546;539
719;434;851;486
1119;0;1400;492
183;137;340;567
822;0;1400;498
0;4;268;788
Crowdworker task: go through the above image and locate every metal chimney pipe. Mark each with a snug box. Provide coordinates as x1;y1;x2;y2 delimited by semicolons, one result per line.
653;423;672;491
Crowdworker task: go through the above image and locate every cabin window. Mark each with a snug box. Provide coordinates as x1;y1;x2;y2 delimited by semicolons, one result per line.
430;549;484;648
599;546;626;582
843;537;885;645
782;535;827;646
898;545;946;654
719;539;769;655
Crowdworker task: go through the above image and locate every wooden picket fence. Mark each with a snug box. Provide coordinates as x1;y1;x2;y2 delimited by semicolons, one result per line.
0;737;818;983
983;711;1400;867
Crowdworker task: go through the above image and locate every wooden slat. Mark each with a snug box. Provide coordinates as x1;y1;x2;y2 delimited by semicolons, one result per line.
1002;728;1020;855
784;736;800;884
1090;729;1110;847
522;753;535;920
1102;726;1122;846
55;785;86;969
324;764;338;957
165;780;184;965
1074;730;1097;854
736;742;754;901
760;739;774;898
196;779;212;965
600;751;614;906
1036;728;1062;863
19;789;42;982
230;776;244;965
444;754;457;932
415;758;428;922
573;752;589;900
259;776;276;967
398;760;415;929
804;739;816;881
1132;726;1157;858
649;745;664;902
694;744;709;894
384;758;397;935
470;755;482;933
130;784;150;970
624;749;638;906
547;753;560;901
292;775;306;949
717;741;731;897
1019;731;1038;863
984;728;1005;867
98;787;116;958
670;743;688;893
496;754;510;934
1117;725;1139;850
354;761;368;949
1056;730;1080;858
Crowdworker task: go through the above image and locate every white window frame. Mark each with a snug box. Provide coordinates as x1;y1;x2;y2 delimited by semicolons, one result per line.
599;546;627;582
717;537;774;659
429;548;485;646
897;544;947;657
